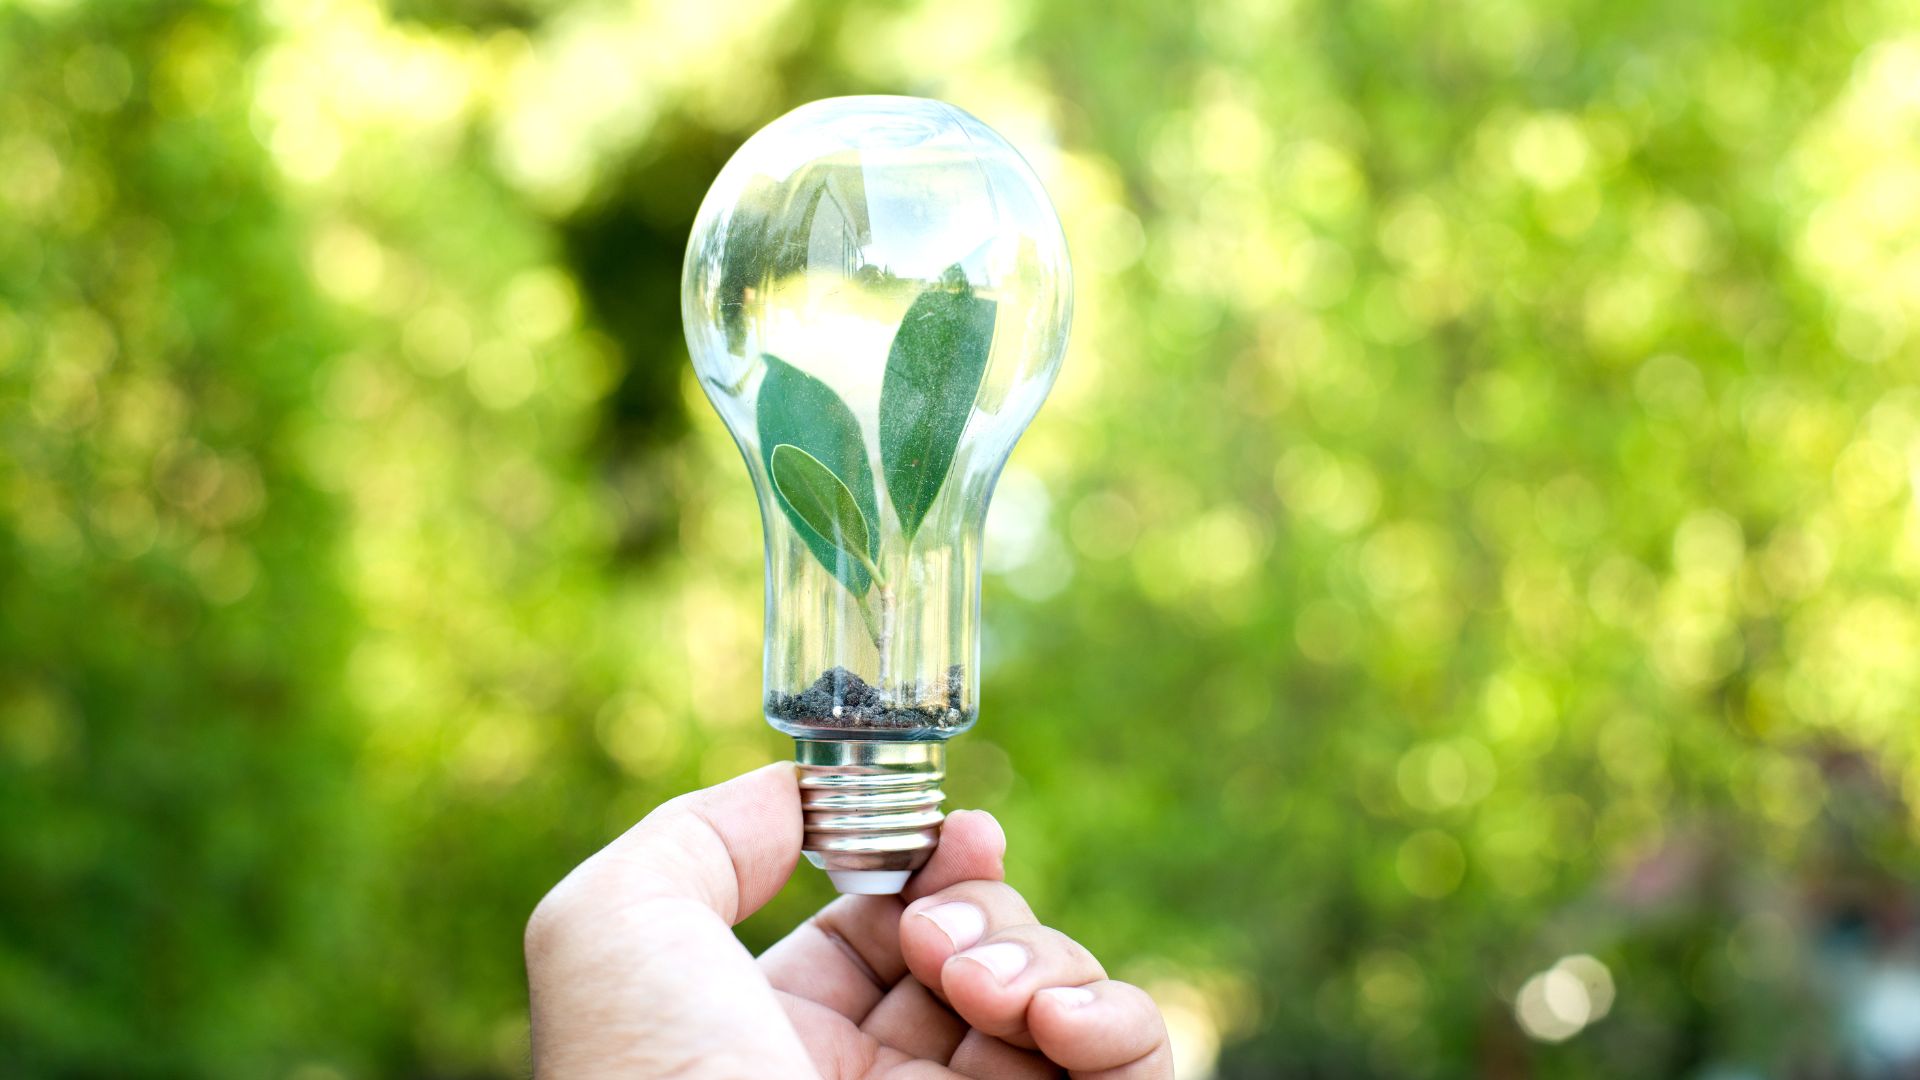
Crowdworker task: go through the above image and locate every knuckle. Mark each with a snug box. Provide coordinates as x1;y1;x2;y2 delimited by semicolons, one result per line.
523;887;567;958
523;868;594;959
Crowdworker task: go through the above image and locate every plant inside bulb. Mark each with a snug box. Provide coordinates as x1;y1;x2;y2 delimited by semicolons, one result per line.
756;269;995;732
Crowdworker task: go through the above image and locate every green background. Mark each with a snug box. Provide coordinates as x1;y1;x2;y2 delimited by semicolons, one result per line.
6;0;1920;1075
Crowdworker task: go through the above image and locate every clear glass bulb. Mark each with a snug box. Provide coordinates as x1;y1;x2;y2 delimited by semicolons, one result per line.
682;96;1070;893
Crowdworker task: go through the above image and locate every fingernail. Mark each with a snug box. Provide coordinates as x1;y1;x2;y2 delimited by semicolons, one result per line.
1040;986;1096;1008
921;902;986;951
956;941;1029;984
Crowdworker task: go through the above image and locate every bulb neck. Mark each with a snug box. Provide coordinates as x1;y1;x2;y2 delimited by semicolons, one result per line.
794;739;946;894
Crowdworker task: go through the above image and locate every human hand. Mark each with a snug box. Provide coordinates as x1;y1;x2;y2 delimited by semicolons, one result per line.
525;762;1172;1078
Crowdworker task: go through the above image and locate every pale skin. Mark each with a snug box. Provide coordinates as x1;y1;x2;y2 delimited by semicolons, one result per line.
525;763;1174;1079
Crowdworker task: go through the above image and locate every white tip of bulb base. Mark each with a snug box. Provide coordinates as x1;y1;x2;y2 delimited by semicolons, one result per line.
826;869;914;895
795;739;947;891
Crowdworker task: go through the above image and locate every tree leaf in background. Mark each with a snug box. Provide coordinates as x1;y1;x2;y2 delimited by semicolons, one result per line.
757;354;879;593
879;278;998;539
769;444;875;580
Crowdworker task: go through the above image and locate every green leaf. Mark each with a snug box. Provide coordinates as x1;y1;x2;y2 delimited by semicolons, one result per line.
757;354;880;594
769;445;875;582
879;279;998;539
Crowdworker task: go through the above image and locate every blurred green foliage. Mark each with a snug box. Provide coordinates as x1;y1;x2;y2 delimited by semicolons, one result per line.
6;0;1920;1076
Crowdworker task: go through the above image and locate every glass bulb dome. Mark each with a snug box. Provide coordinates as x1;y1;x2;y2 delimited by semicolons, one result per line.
682;96;1071;747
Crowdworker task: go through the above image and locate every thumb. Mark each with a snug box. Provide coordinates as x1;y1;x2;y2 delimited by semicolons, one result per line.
525;762;819;1078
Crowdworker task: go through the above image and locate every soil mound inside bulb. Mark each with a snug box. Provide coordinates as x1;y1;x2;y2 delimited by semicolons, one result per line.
768;665;972;733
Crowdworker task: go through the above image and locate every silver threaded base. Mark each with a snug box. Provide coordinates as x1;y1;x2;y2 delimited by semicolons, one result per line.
795;740;946;894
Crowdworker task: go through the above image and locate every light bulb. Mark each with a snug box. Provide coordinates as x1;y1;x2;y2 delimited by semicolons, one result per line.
681;97;1071;894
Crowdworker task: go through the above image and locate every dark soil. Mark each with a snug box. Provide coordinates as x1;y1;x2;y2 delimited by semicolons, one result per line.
767;665;971;732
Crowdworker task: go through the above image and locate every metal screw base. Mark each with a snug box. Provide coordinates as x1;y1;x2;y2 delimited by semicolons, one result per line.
795;740;946;894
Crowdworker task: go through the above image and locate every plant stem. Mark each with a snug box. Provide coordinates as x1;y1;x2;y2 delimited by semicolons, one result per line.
853;590;884;654
875;580;895;694
850;550;896;697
